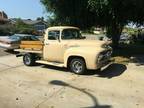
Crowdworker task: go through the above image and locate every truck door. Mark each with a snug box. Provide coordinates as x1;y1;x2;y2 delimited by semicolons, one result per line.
43;30;64;62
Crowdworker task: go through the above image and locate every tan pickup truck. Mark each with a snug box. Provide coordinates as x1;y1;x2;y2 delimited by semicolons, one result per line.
15;26;112;74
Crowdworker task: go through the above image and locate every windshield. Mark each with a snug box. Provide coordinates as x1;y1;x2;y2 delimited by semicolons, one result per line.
62;29;82;40
30;36;40;41
9;35;21;40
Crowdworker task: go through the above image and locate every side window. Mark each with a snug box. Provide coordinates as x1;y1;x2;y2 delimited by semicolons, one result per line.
48;30;60;40
61;29;80;40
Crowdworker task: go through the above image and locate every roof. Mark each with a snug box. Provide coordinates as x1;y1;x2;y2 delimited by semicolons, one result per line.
22;19;47;25
0;11;8;19
47;26;79;31
9;18;47;26
0;11;9;22
13;34;34;37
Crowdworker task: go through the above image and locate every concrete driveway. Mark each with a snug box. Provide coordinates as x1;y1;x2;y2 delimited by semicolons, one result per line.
0;55;144;108
0;48;11;56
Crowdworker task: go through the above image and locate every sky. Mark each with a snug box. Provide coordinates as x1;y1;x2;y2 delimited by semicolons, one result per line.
0;0;47;20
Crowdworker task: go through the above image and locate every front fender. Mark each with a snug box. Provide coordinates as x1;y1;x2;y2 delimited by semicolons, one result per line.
64;47;104;69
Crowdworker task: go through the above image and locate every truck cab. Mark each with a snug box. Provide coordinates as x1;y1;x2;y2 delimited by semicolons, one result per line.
16;26;112;75
43;26;84;62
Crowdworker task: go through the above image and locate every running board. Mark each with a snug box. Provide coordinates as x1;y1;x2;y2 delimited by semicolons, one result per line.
36;60;64;67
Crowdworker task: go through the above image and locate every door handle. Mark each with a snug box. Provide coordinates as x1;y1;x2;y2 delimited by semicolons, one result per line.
64;44;68;47
45;43;50;45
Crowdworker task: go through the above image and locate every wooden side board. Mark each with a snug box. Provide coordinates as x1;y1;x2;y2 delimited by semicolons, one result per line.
20;41;43;50
21;41;43;45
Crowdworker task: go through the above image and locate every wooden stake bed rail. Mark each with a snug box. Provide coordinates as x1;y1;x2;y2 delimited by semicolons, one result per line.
20;41;43;51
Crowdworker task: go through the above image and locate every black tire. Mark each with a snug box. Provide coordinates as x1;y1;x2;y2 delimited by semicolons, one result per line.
70;58;86;75
95;68;101;73
23;53;35;66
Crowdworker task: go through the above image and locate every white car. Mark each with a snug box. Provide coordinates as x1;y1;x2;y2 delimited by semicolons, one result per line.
0;34;39;50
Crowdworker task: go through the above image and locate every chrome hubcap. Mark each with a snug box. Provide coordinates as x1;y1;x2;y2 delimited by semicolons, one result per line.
72;61;83;73
24;55;31;65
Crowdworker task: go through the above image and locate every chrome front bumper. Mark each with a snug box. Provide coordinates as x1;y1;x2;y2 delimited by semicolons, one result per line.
97;59;111;69
96;50;112;69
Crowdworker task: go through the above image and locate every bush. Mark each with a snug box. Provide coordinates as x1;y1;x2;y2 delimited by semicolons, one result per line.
17;28;34;34
0;27;12;36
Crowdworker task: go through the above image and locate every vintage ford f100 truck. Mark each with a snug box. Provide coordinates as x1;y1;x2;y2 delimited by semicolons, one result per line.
15;26;112;74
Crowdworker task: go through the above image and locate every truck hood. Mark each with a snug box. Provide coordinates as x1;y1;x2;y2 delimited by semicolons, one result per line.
65;40;109;48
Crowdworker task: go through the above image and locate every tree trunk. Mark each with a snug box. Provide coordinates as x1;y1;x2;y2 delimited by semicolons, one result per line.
106;22;123;49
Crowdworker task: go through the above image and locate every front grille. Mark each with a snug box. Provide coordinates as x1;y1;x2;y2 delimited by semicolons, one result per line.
97;50;112;63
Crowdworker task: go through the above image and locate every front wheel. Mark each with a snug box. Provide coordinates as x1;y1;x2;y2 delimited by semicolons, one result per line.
23;53;35;66
70;58;86;75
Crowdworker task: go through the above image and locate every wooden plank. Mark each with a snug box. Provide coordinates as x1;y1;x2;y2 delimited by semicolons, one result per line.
21;41;43;45
20;44;43;50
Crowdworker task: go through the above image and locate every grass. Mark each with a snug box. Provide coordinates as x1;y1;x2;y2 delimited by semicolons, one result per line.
111;56;130;65
112;43;144;65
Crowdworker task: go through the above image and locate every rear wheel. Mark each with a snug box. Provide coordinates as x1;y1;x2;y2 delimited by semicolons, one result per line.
70;58;86;75
23;53;35;66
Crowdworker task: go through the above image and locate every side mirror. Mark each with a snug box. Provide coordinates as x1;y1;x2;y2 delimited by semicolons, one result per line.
43;30;46;36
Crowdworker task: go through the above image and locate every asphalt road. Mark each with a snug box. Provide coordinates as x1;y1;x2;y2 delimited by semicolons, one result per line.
0;54;144;108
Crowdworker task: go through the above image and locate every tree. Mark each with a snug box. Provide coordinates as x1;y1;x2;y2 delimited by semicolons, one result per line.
88;0;144;48
40;0;97;29
40;0;144;48
36;17;44;21
11;19;36;34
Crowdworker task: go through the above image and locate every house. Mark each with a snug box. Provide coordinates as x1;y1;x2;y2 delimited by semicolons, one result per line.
0;11;12;35
10;18;48;32
0;11;9;24
22;19;47;32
